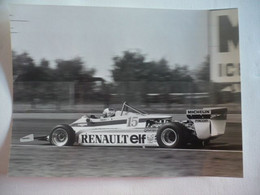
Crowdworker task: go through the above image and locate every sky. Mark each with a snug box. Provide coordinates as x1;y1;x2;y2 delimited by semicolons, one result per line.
10;4;208;81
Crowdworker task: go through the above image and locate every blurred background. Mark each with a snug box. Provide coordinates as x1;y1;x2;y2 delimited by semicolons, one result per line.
12;50;241;113
10;6;241;114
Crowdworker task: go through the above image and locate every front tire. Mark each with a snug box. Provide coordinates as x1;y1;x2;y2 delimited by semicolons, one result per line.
156;123;183;148
50;124;75;146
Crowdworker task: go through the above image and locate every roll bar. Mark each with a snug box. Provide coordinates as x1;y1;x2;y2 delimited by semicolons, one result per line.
120;102;147;116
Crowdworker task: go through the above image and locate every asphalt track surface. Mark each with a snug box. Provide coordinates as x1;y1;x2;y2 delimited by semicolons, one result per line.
9;117;243;177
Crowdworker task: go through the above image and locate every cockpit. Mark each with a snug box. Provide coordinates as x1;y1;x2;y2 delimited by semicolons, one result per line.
88;102;147;120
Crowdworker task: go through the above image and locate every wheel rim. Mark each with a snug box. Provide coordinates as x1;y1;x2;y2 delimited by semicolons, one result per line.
161;128;178;146
51;128;68;146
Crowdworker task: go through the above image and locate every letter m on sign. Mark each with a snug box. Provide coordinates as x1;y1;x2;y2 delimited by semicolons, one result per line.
219;15;239;52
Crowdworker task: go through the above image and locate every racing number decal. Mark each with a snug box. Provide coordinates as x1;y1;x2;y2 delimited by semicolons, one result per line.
127;117;139;127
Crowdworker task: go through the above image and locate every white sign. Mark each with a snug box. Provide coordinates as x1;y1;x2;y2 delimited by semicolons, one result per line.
209;9;240;83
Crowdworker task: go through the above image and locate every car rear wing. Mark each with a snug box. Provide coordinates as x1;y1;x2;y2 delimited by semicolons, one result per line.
186;108;228;140
186;107;227;120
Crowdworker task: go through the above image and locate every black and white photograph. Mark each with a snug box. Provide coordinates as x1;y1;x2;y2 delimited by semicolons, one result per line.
9;4;242;177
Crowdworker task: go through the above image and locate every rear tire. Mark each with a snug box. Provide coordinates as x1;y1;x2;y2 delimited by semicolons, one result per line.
156;123;183;148
50;124;75;146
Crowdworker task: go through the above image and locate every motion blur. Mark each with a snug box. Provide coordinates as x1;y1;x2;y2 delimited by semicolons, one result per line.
13;51;241;112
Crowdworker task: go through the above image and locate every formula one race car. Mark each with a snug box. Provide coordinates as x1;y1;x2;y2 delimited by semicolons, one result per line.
20;102;228;148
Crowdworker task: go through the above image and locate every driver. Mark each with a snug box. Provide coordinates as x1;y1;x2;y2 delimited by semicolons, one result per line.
102;108;116;118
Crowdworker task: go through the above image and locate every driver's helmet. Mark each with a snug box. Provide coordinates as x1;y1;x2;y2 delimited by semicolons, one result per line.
102;108;115;118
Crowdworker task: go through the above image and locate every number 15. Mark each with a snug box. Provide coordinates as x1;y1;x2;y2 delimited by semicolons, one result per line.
127;117;139;127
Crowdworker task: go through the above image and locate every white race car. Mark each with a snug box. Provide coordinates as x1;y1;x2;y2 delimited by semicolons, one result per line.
20;102;227;148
